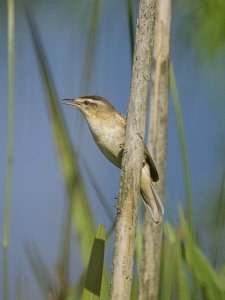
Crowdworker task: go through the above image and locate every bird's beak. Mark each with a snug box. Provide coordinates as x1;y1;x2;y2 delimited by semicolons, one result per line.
63;98;80;107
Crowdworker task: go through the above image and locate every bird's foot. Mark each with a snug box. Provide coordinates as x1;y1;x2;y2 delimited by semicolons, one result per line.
114;197;121;215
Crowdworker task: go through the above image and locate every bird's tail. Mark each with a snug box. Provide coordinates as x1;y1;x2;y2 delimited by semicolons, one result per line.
141;182;164;224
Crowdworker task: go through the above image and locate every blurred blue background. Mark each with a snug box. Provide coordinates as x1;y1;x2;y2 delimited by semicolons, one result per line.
0;0;225;299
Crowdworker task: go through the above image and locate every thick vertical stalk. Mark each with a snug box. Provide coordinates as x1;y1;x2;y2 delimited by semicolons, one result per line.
110;1;157;299
139;0;171;299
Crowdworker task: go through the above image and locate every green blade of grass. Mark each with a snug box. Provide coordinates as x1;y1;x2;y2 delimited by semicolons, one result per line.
81;157;114;223
170;62;193;236
80;0;100;93
129;220;142;300
3;0;15;249
211;171;225;266
180;211;225;299
3;250;9;300
16;279;27;300
135;219;142;270
66;272;86;300
74;0;101;149
159;238;176;300
26;8;96;266
57;200;72;295
26;10;109;298
219;262;225;282
82;225;105;300
26;245;55;299
176;245;192;300
164;223;191;300
3;1;15;300
126;0;134;59
66;222;116;300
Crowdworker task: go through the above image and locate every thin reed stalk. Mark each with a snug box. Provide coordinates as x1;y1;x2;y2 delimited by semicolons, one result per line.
3;0;15;299
110;1;157;299
170;63;194;235
139;1;171;299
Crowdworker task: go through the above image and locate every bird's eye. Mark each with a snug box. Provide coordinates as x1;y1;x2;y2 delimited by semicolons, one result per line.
84;100;89;105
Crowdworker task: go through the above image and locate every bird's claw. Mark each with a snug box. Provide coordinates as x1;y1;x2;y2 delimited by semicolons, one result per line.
114;198;121;215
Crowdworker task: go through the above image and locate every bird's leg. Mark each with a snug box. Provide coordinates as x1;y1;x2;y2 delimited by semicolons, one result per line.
119;143;127;155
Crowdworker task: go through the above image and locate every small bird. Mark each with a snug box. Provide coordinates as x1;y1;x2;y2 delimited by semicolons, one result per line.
63;96;164;223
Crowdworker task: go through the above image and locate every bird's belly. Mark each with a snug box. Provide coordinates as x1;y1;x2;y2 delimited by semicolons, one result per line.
98;141;122;168
90;127;124;168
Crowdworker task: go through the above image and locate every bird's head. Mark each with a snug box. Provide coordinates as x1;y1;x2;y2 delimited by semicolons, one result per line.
63;95;116;120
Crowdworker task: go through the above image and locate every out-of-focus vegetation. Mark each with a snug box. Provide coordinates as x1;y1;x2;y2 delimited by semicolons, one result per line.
175;0;225;59
82;224;105;300
1;0;225;299
3;1;15;300
26;11;109;299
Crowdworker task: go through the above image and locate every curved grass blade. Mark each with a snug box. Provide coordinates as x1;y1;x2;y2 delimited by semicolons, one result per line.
74;0;101;150
170;62;193;236
211;171;225;266
126;0;135;59
164;223;191;300
26;8;96;265
25;10;109;298
26;245;55;299
80;156;114;223
179;211;225;299
66;272;85;300
80;0;101;94
159;239;176;300
66;219;115;300
82;225;105;300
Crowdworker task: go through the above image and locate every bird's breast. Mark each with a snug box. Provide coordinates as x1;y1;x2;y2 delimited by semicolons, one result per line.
87;119;125;168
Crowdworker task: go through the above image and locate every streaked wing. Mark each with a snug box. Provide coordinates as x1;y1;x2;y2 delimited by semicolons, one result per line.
144;146;159;182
